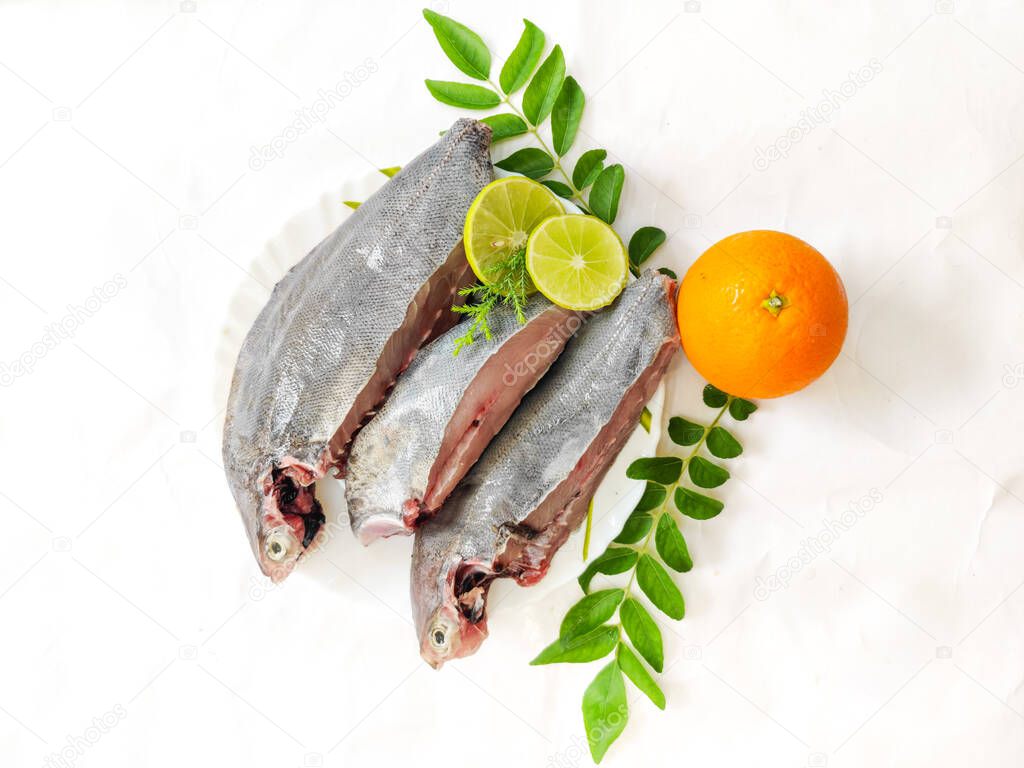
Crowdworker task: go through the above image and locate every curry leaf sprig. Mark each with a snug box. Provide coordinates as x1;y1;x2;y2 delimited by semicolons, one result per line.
422;9;668;349
531;384;757;763
451;249;529;354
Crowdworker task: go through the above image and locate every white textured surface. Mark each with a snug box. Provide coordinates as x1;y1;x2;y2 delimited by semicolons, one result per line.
2;2;1023;766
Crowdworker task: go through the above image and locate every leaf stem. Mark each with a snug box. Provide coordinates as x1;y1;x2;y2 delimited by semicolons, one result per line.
488;79;593;214
622;397;732;595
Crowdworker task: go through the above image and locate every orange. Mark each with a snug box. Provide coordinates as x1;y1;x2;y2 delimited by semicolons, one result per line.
676;230;847;399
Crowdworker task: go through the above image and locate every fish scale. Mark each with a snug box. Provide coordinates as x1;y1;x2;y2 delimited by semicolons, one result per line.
222;119;493;581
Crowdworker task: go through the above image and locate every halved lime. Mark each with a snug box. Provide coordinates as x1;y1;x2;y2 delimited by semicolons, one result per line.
525;215;629;311
464;177;564;293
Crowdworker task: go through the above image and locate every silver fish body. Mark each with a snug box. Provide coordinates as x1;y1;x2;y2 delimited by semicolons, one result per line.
346;295;579;544
223;119;493;580
411;271;680;667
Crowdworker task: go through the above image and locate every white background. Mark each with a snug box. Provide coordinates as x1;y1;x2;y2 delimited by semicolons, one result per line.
2;1;1023;766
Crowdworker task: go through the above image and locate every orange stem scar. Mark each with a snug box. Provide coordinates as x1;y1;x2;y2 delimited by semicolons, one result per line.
761;290;790;317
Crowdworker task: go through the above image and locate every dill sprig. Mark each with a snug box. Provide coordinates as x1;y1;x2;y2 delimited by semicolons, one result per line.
452;249;530;354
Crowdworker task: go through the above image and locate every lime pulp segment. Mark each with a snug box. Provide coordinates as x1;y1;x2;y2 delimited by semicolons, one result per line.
463;177;564;292
525;214;629;311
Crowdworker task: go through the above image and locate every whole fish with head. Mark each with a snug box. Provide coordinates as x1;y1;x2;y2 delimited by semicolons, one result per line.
411;271;680;667
222;119;492;580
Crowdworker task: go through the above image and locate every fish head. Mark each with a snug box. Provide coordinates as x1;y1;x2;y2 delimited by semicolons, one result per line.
418;599;488;670
412;541;491;669
229;464;325;583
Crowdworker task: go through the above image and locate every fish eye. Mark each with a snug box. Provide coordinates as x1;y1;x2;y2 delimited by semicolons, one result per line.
264;529;294;562
429;624;449;650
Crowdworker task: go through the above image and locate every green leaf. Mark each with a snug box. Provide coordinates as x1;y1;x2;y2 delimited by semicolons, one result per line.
674;487;724;520
480;113;528;142
655;514;693;572
658;266;678;279
542;180;574;198
626;456;682;485
616;643;665;709
619;597;664;671
522;45;565;125
572;149;606;189
729;397;758;421
560;589;624;641
640;406;652;433
579;547;639;592
378;166;401;178
494;147;554;179
531;625;618;665
551;76;584;156
702;384;729;408
634;482;667;512
589;164;624;224
637;554;685;619
583;662;628;763
688;456;730;488
342;200;361;210
706;426;743;459
499;19;545;94
424;80;500;109
634;409;651;434
582;497;594;560
667;416;704;446
614;509;651;545
422;9;491;80
628;227;666;270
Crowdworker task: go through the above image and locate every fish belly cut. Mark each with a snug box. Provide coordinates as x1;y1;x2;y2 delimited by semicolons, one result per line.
346;296;578;543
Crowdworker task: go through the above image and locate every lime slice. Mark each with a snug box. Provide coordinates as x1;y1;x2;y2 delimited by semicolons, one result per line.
525;214;629;311
464;177;564;293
